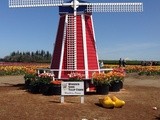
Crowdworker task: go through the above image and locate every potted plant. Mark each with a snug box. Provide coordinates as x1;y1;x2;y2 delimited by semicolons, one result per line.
68;72;85;81
25;73;54;94
37;73;54;94
24;73;36;89
109;68;125;92
50;80;62;95
92;72;110;95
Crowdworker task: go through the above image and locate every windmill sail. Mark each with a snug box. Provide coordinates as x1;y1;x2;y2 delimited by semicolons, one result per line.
87;3;143;12
9;0;64;8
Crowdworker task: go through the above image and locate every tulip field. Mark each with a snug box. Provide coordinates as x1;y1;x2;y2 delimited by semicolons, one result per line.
0;62;49;76
0;62;160;76
105;64;160;75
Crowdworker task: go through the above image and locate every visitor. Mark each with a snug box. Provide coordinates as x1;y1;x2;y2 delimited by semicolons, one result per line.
119;58;122;67
122;59;126;67
100;61;104;68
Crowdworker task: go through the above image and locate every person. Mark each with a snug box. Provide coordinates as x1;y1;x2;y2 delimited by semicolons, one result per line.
119;58;122;67
122;59;126;67
100;61;104;68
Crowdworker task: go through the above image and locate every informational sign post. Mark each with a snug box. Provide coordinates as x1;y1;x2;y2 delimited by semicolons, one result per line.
61;81;84;103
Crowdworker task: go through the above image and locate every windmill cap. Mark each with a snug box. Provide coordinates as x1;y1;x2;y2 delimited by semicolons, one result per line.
59;0;90;14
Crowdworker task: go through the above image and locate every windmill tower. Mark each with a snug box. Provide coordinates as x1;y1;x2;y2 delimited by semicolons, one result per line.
9;0;143;79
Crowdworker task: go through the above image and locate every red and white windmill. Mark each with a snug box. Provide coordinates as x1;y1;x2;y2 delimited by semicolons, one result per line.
9;0;143;79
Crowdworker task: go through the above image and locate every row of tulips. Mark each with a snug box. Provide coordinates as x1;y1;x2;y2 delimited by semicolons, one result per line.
0;62;49;76
1;62;160;76
104;65;160;76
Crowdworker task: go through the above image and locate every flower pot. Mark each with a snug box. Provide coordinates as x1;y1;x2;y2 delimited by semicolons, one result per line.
29;86;40;94
25;80;31;89
52;85;61;95
96;84;109;95
109;80;121;92
41;84;53;95
119;80;123;89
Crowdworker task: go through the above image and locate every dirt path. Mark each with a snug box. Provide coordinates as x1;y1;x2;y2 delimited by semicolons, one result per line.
0;74;160;120
124;73;160;88
0;75;24;86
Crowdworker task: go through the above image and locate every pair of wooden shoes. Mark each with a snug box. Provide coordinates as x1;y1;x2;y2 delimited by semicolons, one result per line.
99;96;125;108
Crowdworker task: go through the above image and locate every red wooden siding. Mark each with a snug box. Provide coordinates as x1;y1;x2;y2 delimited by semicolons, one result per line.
77;15;84;70
85;15;98;70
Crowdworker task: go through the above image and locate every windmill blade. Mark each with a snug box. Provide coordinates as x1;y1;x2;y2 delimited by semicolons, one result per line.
9;0;64;8
86;3;143;12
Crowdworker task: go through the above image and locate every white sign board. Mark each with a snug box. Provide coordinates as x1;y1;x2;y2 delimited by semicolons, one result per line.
61;81;84;95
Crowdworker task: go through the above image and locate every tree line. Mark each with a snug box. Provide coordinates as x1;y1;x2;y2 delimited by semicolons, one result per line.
1;50;52;63
102;60;160;66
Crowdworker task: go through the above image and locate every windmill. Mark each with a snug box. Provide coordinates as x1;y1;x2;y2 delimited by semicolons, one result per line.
9;0;143;79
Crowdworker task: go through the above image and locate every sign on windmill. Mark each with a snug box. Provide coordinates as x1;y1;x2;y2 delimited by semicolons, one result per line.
9;0;143;79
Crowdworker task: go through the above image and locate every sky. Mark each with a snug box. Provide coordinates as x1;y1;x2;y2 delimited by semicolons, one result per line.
0;0;160;61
